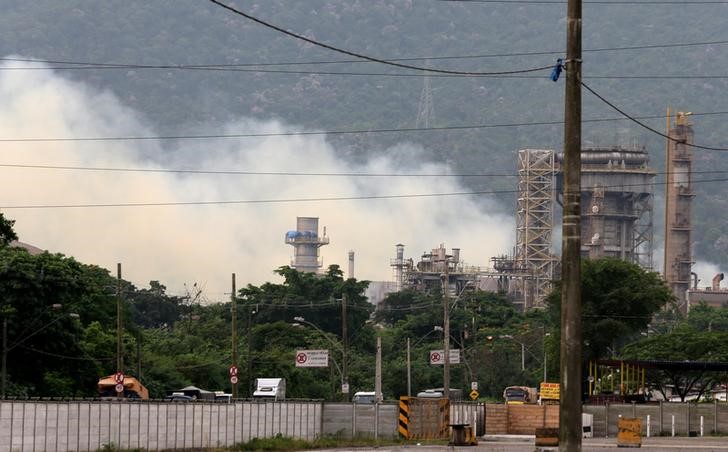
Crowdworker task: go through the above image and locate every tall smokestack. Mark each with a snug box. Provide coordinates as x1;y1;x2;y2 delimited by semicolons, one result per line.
348;251;355;279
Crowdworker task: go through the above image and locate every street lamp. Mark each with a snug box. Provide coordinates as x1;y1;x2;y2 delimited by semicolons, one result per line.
2;309;79;398
498;331;551;382
406;326;443;397
293;316;347;397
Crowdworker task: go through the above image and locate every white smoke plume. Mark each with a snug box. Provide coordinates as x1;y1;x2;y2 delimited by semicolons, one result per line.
0;61;515;301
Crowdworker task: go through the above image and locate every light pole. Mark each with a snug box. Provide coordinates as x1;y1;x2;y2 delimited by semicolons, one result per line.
499;333;550;380
407;326;443;397
2;309;79;398
293;316;346;397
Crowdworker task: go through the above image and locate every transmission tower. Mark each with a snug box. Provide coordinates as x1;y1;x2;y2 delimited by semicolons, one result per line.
415;66;435;128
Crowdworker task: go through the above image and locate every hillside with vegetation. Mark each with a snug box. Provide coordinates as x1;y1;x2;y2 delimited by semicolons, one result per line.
1;0;728;267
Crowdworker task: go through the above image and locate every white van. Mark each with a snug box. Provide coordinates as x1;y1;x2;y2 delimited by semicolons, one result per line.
353;391;377;404
253;378;286;401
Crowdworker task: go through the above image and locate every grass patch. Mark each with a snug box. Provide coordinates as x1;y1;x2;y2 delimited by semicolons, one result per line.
232;433;408;451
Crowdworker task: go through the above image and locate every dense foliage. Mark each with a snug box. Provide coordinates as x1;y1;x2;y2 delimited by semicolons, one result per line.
3;243;726;402
547;257;674;364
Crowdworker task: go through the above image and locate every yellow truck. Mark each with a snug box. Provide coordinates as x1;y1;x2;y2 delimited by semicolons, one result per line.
97;374;149;400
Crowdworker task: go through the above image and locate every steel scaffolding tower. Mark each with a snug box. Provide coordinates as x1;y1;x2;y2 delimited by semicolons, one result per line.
515;149;556;307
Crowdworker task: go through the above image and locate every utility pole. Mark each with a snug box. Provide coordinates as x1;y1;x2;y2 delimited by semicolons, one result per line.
442;269;450;400
375;336;382;402
116;263;123;398
116;263;123;373
560;0;583;446
341;293;349;400
406;337;411;397
1;317;6;399
247;307;253;397
231;273;238;399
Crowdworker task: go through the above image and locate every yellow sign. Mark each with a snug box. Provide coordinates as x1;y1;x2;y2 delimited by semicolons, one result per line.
540;382;560;400
469;389;479;400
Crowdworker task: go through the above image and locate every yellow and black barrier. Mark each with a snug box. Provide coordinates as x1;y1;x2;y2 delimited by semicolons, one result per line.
398;396;450;440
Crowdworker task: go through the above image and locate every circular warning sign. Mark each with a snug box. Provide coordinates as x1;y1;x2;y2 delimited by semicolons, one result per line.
296;352;308;364
115;383;124;393
230;375;239;384
430;352;441;363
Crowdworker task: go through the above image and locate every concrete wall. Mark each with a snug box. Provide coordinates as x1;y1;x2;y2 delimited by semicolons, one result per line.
322;402;398;439
0;400;322;452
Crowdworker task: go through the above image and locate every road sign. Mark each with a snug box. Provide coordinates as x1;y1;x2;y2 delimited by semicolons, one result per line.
295;349;329;367
230;375;239;384
229;366;238;377
540;382;560;400
114;372;124;384
429;349;460;365
342;383;350;394
115;383;124;393
471;381;478;391
469;389;479;400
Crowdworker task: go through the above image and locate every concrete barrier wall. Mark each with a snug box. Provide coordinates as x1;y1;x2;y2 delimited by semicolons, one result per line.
0;400;322;452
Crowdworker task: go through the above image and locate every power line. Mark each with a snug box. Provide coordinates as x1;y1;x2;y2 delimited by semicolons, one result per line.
3;163;728;179
438;0;728;4
3;37;727;69
580;80;728;151
2;110;727;143
3;176;728;210
4;61;728;81
206;0;553;76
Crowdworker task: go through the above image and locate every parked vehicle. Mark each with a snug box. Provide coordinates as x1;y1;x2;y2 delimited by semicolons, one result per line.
353;391;377;404
253;378;286;401
97;375;149;400
416;388;463;400
164;392;194;402
503;386;538;404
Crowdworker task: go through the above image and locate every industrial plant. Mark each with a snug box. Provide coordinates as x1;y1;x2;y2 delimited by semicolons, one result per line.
285;111;726;312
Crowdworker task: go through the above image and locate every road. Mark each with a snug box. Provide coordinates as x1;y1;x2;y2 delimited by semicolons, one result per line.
311;435;728;451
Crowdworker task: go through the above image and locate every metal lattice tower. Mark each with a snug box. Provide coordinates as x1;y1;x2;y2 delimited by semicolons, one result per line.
664;110;694;313
515;149;556;307
415;68;435;128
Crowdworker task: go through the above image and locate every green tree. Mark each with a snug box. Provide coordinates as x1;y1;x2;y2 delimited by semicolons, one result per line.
0;213;17;246
621;329;728;401
547;258;674;364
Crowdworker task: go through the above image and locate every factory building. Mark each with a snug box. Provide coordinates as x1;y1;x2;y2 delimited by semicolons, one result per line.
687;273;728;310
558;145;656;267
284;217;329;274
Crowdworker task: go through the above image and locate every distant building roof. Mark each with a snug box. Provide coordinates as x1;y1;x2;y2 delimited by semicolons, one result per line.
9;240;44;255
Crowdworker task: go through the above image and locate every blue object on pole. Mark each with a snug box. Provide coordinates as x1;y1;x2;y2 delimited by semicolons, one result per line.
550;59;563;82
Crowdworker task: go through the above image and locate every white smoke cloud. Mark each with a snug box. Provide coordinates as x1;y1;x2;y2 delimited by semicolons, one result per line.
0;60;515;301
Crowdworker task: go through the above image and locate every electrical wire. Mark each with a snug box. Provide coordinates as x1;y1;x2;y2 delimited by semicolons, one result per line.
5;38;728;69
4;62;728;82
3;162;728;179
580;80;728;151
2;176;728;210
206;0;554;76
2;110;727;143
438;0;728;4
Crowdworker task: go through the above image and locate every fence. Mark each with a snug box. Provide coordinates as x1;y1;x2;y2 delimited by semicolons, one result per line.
584;401;728;437
0;399;484;451
0;399;322;452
